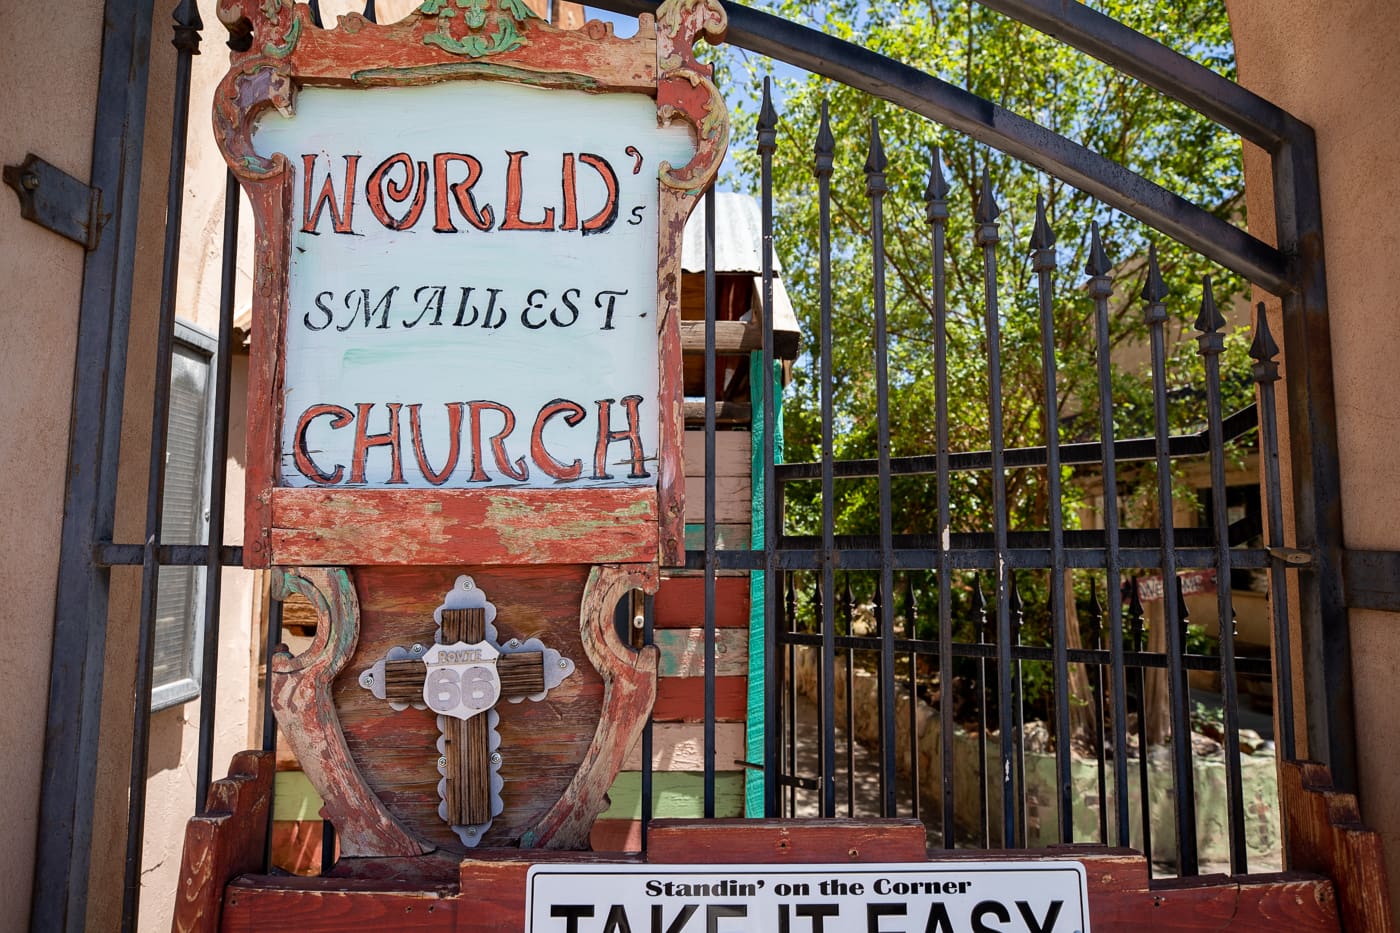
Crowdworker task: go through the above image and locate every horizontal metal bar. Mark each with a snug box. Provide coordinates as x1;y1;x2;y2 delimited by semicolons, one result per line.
587;0;1291;293
780;521;1261;552
96;542;243;567
975;0;1298;150
1343;549;1400;612
778;631;1275;676
777;404;1257;481
688;545;1270;572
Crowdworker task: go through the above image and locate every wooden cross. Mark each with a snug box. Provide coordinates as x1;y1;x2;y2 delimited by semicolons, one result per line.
359;577;574;840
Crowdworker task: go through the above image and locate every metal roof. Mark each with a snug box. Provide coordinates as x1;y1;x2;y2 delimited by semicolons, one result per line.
681;191;784;275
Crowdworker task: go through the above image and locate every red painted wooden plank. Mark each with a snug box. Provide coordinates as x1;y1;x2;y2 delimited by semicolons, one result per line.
646;818;930;864
221;886;460;933
1281;759;1392;931
172;750;274;933
270;821;335;877
654;576;749;628
269;487;656;566
217;848;1339;932
589;819;643;853
1087;874;1340;930
523;564;660;849
653;676;746;722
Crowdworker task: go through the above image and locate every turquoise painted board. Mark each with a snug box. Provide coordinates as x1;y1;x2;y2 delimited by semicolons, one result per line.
746;354;783;816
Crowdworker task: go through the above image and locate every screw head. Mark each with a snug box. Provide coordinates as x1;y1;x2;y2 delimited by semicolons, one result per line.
490;752;502;765
506;638;520;649
411;643;426;656
465;826;477;837
21;173;39;191
558;658;569;669
437;756;447;768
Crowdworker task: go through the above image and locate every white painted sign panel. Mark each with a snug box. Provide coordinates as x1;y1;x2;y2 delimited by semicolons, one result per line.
525;862;1091;933
252;82;694;490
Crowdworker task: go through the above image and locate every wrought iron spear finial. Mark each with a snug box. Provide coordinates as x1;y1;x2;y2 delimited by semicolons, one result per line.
757;77;778;156
1142;242;1168;302
172;0;203;53
307;0;324;28
1141;241;1170;327
1127;577;1145;650
1085;221;1113;304
864;118;888;197
814;99;834;178
1195;275;1226;355
1195;274;1225;334
1249;302;1280;383
974;166;1001;225
1084;577;1102;649
1029;193;1055;251
1086;220;1112;278
363;0;378;24
1030;193;1056;273
925;146;950;225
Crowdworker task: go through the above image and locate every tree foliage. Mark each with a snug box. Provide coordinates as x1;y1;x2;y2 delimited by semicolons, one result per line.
722;0;1254;543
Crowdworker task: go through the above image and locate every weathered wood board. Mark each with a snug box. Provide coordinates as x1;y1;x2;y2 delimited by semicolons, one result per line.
653;627;747;677
620;722;745;771
595;772;746;821
653;675;747;722
334;564;603;851
216;828;1343;932
653;574;749;628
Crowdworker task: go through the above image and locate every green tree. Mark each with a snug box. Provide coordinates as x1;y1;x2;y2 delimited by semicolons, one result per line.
722;0;1256;720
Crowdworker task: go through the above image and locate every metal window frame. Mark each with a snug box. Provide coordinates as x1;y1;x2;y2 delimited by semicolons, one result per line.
150;319;218;713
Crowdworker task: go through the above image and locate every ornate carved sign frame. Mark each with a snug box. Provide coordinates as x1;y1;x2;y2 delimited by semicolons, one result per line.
215;0;728;570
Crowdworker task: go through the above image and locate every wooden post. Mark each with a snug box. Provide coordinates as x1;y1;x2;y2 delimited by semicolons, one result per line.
442;608;491;827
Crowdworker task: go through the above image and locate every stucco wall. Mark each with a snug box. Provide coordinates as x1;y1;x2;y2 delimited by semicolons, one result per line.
1228;0;1400;916
1;4;260;930
0;3;105;930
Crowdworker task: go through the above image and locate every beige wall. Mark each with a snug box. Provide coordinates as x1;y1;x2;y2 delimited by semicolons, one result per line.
1;4;260;930
1228;0;1400;916
0;3;105;930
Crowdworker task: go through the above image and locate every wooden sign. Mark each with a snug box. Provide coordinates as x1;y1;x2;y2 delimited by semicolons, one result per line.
525;862;1092;932
215;0;728;568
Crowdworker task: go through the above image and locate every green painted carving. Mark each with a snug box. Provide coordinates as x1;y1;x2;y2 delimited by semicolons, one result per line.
259;0;301;58
264;15;301;58
419;0;537;58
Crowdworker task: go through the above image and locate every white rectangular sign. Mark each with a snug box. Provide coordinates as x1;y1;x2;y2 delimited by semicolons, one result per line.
525;862;1090;933
252;81;694;490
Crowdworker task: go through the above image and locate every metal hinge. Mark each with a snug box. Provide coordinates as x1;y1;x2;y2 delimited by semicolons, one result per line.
4;153;103;250
1268;546;1312;566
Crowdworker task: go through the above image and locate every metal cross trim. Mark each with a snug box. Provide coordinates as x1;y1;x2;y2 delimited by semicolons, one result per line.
357;575;574;846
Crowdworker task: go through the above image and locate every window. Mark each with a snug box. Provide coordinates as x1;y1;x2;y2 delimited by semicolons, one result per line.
152;321;217;711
